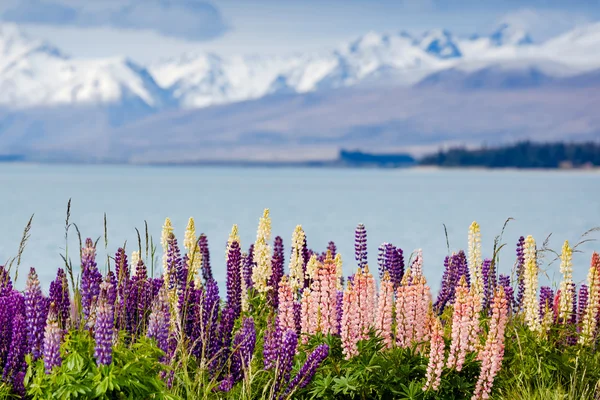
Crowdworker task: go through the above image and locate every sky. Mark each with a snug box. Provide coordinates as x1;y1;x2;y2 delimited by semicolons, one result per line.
0;0;599;63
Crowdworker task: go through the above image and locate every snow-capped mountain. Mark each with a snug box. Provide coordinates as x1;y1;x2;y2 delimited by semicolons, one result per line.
0;23;171;115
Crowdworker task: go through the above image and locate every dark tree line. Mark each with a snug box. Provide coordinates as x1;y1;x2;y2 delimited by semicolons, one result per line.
419;141;600;169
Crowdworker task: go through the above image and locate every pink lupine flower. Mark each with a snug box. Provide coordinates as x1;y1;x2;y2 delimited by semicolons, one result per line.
396;274;432;350
277;276;296;333
316;254;338;335
340;283;360;359
472;286;509;400
375;272;394;348
423;317;445;392
447;277;473;371
300;288;312;344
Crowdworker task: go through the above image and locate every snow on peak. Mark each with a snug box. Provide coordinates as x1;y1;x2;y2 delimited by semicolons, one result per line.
490;23;534;46
418;29;462;59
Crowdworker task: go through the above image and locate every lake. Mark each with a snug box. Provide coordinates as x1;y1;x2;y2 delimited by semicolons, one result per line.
1;163;599;293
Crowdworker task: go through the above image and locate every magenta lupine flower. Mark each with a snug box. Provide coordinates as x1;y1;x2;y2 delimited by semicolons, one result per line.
2;312;27;385
25;267;46;360
226;241;242;317
354;224;368;271
94;280;115;366
198;234;213;283
42;303;62;373
81;238;102;326
242;245;255;290
147;287;170;356
273;329;298;396
268;236;285;308
515;236;526;311
49;269;70;330
285;343;329;395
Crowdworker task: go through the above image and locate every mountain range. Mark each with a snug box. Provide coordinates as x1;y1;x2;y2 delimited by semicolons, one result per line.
1;21;600;163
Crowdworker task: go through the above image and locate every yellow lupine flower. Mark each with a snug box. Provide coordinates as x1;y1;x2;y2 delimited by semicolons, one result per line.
334;253;343;290
226;224;240;258
289;225;306;292
252;209;272;293
558;240;573;322
161;217;174;282
131;251;140;275
184;217;196;253
468;221;483;303
523;235;541;333
306;254;320;280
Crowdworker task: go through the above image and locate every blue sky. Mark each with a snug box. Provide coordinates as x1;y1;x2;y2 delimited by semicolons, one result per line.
1;0;598;62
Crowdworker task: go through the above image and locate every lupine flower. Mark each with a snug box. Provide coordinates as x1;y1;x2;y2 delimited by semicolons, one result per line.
114;247;130;329
578;284;588;326
411;249;423;279
198;233;213;282
327;241;337;258
472;287;509;400
25;267;46;360
579;252;600;346
305;254;320;282
423;317;445;392
277;276;297;332
468;221;484;305
396;274;431;350
272;329;298;396
252;209;273;293
42;303;62;373
240;250;252;312
377;243;387;279
558;241;574;323
268;236;285;308
482;259;496;311
335;290;343;335
523;235;541;333
228;317;256;387
2;313;27;385
447;277;474;371
49;268;70;330
354;224;368;271
435;254;455;314
375;272;394;348
263;319;281;370
289;225;306;292
340;282;360;359
285;344;329;395
184;217;197;253
390;245;405;288
202;279;221;365
161;217;174;274
300;288;312;343
334;253;343;290
498;275;514;314
0;265;12;295
226;240;242;317
539;286;555;332
515;236;526;311
147;287;170;355
81;238;102;327
94;280;115;366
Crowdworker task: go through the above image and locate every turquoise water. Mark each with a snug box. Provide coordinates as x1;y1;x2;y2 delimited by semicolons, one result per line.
1;164;599;292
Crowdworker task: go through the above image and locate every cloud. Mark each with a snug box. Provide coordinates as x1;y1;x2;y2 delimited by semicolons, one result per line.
0;0;229;41
496;8;592;41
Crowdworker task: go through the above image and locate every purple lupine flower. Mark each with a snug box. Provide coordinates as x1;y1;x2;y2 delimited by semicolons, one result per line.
187;287;204;357
0;265;12;295
243;245;255;290
434;255;453;314
150;277;163;300
539;286;554;320
0;294;12;369
577;284;588;326
377;243;387;279
354;224;368;271
273;329;298;396
569;283;577;325
498;274;515;313
269;237;285;309
81;238;102;326
327;241;337;258
198;234;213;283
227;317;256;387
114;248;130;331
515;236;526;311
12;371;25;398
293;301;302;335
301;236;310;289
42;303;62;373
107;270;117;305
2;312;27;385
49;268;70;330
482;259;494;311
263;321;281;370
147;287;170;356
226;241;242;317
127;259;151;337
94;280;115;366
25;268;46;360
212;306;236;375
285;343;329;395
391;246;405;287
454;250;469;287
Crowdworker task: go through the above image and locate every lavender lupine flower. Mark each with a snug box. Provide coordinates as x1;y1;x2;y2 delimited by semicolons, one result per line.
81;238;102;326
199;234;213;283
515;236;526;311
147;287;170;355
268;236;285;309
25;268;46;360
285;343;329;395
273;329;298;396
327;241;337;259
539;286;554;320
226;241;242;317
49;269;70;330
227;317;256;388
263;320;281;370
94;281;115;366
377;244;387;279
42;303;62;373
498;275;515;313
243;245;255;290
354;224;368;271
2;313;27;384
578;284;588;326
